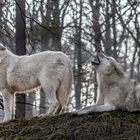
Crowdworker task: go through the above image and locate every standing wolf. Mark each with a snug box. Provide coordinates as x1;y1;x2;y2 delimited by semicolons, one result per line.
77;51;140;115
0;43;73;122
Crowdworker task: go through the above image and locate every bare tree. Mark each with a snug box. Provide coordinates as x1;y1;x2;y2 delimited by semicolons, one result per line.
104;0;111;55
72;0;83;110
89;0;101;103
15;0;26;119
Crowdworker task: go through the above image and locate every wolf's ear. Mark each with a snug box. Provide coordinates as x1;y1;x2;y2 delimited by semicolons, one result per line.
111;58;124;75
0;43;6;50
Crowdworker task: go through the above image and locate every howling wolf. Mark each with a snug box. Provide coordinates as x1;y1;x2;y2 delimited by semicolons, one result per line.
0;43;73;122
76;51;140;115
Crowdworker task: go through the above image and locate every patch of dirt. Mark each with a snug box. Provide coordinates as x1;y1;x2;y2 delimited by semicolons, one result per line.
0;111;140;140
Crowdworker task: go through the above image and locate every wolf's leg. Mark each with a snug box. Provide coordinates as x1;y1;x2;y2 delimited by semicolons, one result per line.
1;89;14;122
77;103;116;115
71;105;98;115
47;95;59;116
71;90;105;114
46;93;58;116
72;91;105;114
95;91;104;105
53;103;62;115
41;80;59;116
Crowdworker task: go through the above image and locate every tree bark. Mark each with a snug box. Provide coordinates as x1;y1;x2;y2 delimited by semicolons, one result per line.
112;0;117;59
74;0;83;110
89;0;101;103
104;0;111;55
15;0;26;119
51;0;62;51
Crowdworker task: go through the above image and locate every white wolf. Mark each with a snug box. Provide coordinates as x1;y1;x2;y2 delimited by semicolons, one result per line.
77;51;140;115
0;43;73;122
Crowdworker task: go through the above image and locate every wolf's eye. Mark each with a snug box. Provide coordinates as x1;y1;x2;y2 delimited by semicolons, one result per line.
107;58;109;60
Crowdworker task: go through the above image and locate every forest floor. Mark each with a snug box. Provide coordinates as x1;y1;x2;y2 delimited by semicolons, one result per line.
0;111;140;140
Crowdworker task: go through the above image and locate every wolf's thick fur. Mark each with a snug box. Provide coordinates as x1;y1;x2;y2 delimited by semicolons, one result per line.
77;51;140;115
0;43;73;122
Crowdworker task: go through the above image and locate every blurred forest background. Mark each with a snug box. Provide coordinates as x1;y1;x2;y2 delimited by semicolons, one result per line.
0;0;139;120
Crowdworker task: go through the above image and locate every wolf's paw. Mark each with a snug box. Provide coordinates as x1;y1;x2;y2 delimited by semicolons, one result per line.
77;111;86;115
70;110;88;116
1;118;10;123
39;113;48;117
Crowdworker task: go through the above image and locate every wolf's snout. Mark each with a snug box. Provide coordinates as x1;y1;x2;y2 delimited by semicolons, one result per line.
91;55;100;65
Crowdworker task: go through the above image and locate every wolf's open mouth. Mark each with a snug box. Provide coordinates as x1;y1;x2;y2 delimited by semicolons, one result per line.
91;56;100;65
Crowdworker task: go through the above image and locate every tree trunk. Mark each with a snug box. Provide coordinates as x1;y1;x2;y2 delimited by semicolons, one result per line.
89;0;101;103
41;0;52;51
15;0;26;119
0;0;3;41
74;0;83;110
112;0;117;59
39;89;47;114
104;0;111;55
0;1;3;22
25;93;35;118
51;0;62;51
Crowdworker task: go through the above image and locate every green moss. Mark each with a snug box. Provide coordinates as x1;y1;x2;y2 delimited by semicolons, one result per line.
0;112;140;139
96;112;113;122
19;125;42;135
0;125;10;137
14;136;24;140
14;136;34;140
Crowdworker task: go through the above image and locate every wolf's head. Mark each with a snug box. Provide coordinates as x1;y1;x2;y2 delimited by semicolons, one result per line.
91;51;124;76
